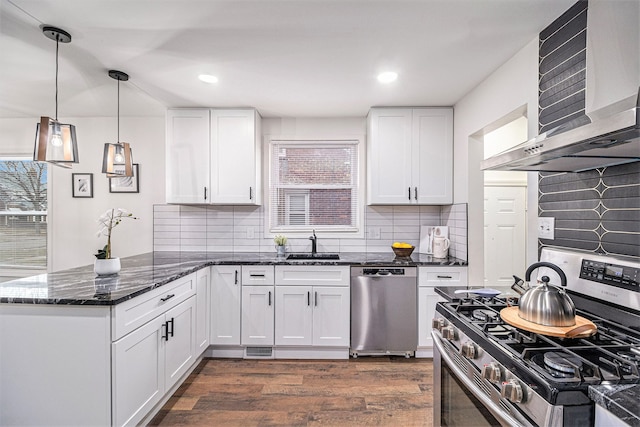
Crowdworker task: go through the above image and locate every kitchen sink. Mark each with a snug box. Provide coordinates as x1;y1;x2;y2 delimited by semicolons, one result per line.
286;253;340;260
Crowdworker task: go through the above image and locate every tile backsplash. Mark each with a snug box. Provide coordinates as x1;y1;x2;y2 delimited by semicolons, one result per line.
154;203;468;261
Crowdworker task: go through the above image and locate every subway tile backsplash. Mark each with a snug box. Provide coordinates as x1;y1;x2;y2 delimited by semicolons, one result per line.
153;203;468;261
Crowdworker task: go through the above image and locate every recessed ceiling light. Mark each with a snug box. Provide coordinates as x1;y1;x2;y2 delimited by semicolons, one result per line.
377;71;398;84
198;74;218;84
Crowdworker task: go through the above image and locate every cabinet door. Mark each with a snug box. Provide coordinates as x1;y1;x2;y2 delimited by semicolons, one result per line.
413;108;453;204
210;266;242;345
164;297;197;391
166;109;210;204
312;286;350;347
241;286;274;346
210;109;260;204
195;267;210;355
367;108;414;204
417;287;446;349
112;316;165;427
275;286;313;346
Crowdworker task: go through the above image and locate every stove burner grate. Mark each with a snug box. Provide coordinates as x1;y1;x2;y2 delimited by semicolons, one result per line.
544;352;583;374
472;309;499;322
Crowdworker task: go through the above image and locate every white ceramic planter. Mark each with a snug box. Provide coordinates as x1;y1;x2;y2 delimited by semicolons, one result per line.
94;257;121;276
276;245;286;257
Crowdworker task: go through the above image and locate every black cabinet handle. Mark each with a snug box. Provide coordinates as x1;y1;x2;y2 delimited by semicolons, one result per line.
268;291;272;306
235;270;238;284
307;291;310;306
315;291;318;307
168;318;174;338
249;187;253;200
162;322;169;341
204;187;207;201
408;187;411;201
160;294;175;302
250;274;265;278
437;275;453;279
414;187;418;200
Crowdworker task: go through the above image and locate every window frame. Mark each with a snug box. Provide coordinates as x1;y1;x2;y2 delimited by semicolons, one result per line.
265;135;365;239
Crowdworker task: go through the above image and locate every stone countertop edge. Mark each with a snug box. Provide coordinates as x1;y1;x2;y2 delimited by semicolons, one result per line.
434;285;518;302
0;251;467;306
589;384;640;427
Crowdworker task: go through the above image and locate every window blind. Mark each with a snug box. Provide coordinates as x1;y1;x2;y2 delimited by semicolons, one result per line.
269;140;359;232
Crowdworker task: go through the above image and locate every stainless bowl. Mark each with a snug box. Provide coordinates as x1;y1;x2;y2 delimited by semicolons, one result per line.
516;262;576;327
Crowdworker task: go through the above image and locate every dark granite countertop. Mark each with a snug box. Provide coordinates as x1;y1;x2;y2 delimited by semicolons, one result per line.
589;384;640;427
0;251;467;306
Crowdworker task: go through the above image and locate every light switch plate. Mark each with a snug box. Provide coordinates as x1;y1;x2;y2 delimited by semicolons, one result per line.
538;217;555;240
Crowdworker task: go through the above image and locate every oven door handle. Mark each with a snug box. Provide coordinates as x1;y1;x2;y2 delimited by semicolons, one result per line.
432;332;531;427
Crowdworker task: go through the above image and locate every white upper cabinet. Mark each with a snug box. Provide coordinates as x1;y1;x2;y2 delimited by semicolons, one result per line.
210;109;262;204
166;109;210;204
367;107;453;205
166;108;262;205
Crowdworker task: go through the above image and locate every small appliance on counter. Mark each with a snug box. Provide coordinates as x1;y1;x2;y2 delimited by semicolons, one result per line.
418;225;448;255
432;248;640;427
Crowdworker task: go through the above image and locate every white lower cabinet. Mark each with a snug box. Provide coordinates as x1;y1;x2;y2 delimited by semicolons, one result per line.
417;266;468;358
113;293;197;427
196;267;211;354
273;266;350;358
210;266;242;345
275;286;350;347
241;285;275;346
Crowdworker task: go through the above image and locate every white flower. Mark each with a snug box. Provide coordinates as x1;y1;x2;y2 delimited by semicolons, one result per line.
96;208;138;259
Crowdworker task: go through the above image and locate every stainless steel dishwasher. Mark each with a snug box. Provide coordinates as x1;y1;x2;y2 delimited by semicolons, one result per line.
350;266;417;358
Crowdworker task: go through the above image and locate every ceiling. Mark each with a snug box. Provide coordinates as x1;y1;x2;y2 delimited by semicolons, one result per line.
0;0;576;119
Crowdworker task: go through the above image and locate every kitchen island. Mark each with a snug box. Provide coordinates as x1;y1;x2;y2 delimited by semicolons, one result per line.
0;251;466;427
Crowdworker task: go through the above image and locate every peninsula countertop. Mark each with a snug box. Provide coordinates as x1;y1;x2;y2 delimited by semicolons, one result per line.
0;251;467;306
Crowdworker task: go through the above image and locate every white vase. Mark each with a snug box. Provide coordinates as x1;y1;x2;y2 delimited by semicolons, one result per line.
94;257;121;276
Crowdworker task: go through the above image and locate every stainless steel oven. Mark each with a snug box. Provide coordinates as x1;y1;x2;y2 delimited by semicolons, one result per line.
432;248;640;427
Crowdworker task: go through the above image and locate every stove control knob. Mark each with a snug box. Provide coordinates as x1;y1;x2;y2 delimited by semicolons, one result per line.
432;318;447;331
501;379;525;403
481;362;502;383
461;342;479;359
441;325;458;341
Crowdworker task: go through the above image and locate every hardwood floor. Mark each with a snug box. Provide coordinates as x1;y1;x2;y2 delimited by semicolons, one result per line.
149;357;434;426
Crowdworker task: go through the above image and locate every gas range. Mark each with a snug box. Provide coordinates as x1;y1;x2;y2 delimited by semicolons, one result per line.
432;248;640;427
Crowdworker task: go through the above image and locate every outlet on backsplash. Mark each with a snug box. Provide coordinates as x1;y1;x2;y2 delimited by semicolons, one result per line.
246;227;255;239
367;227;381;239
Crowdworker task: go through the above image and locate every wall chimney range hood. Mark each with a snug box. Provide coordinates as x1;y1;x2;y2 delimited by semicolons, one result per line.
482;0;639;173
482;90;640;172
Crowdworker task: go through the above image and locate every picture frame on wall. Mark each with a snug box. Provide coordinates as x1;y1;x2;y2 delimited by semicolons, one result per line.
109;163;140;193
72;173;93;198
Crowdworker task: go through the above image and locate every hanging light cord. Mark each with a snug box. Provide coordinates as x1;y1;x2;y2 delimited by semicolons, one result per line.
54;35;59;120
117;77;120;143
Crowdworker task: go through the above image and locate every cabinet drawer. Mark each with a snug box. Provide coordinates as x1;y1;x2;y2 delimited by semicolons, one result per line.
112;272;197;340
418;267;468;287
242;265;275;285
275;266;350;286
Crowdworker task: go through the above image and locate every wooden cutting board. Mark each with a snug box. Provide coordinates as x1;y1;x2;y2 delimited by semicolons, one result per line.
500;306;597;338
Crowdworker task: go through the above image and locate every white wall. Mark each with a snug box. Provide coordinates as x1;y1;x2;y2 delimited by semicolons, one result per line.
0;116;165;272
453;38;540;285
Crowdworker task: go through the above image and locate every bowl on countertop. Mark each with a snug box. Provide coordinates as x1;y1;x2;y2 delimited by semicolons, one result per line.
392;245;415;258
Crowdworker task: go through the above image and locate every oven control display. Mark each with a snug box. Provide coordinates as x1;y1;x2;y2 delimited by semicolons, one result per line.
580;259;639;291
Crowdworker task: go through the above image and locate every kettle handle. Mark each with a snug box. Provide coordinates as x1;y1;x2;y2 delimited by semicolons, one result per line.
525;262;567;287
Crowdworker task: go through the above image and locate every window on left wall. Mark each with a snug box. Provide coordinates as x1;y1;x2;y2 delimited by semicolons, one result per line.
0;158;48;282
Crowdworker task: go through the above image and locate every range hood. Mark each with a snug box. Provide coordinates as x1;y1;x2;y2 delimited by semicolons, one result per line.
482;89;640;172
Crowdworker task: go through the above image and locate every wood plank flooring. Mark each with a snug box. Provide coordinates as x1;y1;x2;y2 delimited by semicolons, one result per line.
149;357;434;426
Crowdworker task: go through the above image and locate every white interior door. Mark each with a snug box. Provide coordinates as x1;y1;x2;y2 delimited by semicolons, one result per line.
484;186;526;286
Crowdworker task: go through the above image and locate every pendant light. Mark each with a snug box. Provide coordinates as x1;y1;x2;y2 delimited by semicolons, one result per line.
102;70;133;177
33;26;79;168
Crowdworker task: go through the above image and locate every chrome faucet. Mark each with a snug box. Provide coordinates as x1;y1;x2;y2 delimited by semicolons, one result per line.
309;229;317;255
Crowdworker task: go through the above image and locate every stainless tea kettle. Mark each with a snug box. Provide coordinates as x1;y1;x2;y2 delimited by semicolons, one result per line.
511;262;576;327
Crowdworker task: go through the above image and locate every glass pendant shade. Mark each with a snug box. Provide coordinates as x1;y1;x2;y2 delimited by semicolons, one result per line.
102;142;133;177
33;26;79;168
34;116;79;168
102;70;134;177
